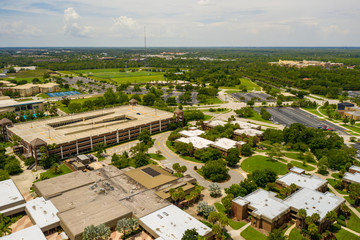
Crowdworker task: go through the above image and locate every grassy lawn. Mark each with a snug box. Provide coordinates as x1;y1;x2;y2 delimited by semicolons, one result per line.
347;210;360;233
335;229;360;240
302;107;324;118
148;153;165;160
331;173;342;180
6;69;51;78
240;226;267;240
74;69;164;84
288;228;306;240
204;114;213;120
290;160;316;171
220;78;260;91
39;164;72;180
166;141;203;163
214;202;226;214
241;155;288;175
247;111;273;124
229;219;246;230
284;152;303;160
340;124;360;134
327;178;348;195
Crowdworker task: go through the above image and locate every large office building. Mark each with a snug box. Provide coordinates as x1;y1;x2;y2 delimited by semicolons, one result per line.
0;96;44;115
6;105;179;165
32;165;211;240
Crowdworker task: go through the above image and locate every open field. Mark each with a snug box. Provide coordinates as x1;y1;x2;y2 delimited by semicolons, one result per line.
5;69;51;78
289;228;306;240
220;78;261;91
241;155;288;175
39;164;72;180
335;229;360;240
73;69;164;84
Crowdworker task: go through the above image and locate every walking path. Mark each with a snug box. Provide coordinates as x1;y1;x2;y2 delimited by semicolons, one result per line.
284;223;296;237
226;222;250;240
341;226;360;237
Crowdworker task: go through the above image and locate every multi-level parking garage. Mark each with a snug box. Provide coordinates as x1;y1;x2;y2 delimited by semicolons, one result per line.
6;105;177;163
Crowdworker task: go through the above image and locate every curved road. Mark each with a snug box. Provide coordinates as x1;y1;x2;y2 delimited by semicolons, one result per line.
154;131;244;188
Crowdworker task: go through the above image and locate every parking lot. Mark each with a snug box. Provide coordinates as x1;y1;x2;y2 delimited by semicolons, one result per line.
230;92;275;103
261;107;346;133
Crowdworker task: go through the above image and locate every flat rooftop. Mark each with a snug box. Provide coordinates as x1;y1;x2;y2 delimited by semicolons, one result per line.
9;105;173;145
343;172;360;184
125;165;178;189
233;189;290;221
283;188;345;221
0;179;25;211
234;128;264;137
204;120;227;128
231;121;261;130
349;165;360;173
276;172;327;191
179;129;205;138
25;197;60;230
290;167;305;175
140;205;212;240
211;137;245;151
176;136;214;149
0;99;43;108
34;165;171;238
1;225;46;240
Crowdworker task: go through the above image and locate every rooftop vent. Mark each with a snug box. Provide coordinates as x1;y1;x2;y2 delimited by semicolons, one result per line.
163;212;169;216
157;214;163;219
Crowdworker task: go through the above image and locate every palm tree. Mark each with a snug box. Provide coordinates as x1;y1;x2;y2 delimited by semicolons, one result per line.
0;214;12;236
310;213;320;224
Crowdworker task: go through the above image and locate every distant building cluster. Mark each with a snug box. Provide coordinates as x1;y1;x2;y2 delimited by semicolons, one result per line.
337;102;360;120
269;60;344;68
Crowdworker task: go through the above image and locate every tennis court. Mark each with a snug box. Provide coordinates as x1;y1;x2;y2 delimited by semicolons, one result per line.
46;91;81;97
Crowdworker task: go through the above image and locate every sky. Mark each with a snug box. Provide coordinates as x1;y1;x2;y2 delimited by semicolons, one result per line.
0;0;359;47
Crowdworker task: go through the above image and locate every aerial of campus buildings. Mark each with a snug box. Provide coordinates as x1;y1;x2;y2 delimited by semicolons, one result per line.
0;46;360;240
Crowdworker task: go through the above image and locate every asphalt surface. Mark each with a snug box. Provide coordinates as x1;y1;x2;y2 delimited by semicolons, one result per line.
230;92;275;103
262;107;346;133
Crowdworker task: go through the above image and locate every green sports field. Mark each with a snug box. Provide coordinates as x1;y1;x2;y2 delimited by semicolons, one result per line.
74;69;164;84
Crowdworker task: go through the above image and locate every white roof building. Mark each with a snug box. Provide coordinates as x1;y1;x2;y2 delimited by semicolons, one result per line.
276;172;327;191
179;129;205;138
234;128;263;137
283;188;345;221
25;197;60;232
289;167;305;175
175;136;214;150
204;120;227;128
343;172;360;185
0;179;26;216
349;165;360;173
231;121;261;130
0;225;46;240
140;205;212;240
210;138;246;152
232;189;290;222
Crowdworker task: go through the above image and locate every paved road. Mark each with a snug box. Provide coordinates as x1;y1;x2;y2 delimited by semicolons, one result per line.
153;131;244;189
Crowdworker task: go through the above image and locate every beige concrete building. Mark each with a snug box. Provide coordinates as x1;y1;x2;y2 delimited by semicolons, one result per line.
0;97;44;115
33;165;210;240
11;83;60;97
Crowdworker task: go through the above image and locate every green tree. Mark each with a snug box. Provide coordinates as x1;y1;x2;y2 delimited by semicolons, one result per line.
267;228;287;240
61;97;71;107
104;88;118;105
212;224;223;240
68;102;82;113
83;224;110;240
143;93;156;106
343;117;349;124
221;194;234;214
240;144;252;156
298;208;307;229
226;148;240;167
182;228;200;240
308;223;319;236
133;152;150;168
209;183;221;197
93;143;106;158
166;96;177;106
201;160;229;182
138;129;153;146
0;169;10;181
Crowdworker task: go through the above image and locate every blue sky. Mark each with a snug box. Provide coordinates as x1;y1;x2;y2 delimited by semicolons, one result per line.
0;0;359;47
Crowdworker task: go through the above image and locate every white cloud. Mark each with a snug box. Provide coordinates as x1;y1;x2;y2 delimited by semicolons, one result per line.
198;0;212;6
0;21;42;36
62;7;94;37
111;16;140;38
